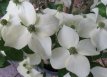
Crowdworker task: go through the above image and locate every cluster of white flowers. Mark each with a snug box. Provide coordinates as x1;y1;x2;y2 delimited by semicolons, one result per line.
1;0;107;77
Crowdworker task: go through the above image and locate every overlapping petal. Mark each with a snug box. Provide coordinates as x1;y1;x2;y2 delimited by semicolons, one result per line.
50;47;70;69
26;53;41;65
77;39;100;56
90;28;107;51
37;14;59;37
65;54;90;77
91;66;107;77
18;1;36;26
28;34;52;60
1;25;31;49
58;25;79;49
76;18;97;38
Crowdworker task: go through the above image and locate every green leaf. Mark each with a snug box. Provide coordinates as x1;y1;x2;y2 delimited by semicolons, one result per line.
4;47;23;61
88;73;93;77
0;55;6;67
97;3;106;17
0;0;9;15
58;69;68;77
0;39;23;61
0;54;10;68
69;72;77;77
22;45;34;54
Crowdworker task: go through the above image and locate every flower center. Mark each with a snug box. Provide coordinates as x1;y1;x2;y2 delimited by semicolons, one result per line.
27;70;31;74
71;25;75;29
69;47;78;54
98;22;105;29
13;0;21;4
27;25;38;33
0;19;8;25
83;15;87;18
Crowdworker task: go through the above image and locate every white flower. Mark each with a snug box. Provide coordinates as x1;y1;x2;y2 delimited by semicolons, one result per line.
17;58;43;77
18;0;36;26
6;0;19;15
91;66;107;77
75;10;107;51
1;14;59;60
50;25;99;77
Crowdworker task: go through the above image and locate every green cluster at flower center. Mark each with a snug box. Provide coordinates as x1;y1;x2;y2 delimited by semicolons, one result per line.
69;47;78;54
0;19;8;25
13;0;21;4
23;63;32;74
98;22;105;29
27;25;38;33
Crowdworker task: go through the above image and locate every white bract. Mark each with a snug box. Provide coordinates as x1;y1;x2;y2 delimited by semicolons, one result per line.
50;25;99;77
17;58;43;77
91;66;107;77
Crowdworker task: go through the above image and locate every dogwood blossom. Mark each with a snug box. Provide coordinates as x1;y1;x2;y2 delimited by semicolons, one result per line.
50;25;99;77
17;58;43;77
1;14;59;60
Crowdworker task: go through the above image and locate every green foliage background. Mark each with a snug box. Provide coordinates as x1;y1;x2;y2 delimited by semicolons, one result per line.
0;0;9;16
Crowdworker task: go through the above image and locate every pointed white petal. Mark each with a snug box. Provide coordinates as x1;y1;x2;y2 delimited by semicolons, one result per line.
50;47;70;69
18;1;36;26
63;73;71;77
90;28;107;51
58;25;79;49
26;53;41;65
28;34;52;60
6;1;19;15
37;14;59;37
65;54;90;77
76;18;97;38
91;66;107;77
1;25;31;49
77;39;100;56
